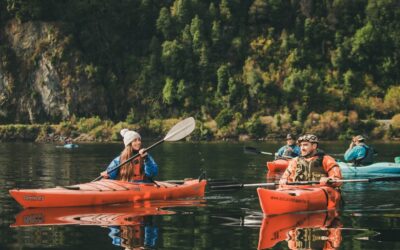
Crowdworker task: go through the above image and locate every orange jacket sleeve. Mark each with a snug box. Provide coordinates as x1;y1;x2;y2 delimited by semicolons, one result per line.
322;155;343;187
279;159;296;185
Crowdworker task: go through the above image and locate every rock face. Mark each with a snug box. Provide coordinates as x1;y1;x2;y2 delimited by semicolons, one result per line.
0;19;109;123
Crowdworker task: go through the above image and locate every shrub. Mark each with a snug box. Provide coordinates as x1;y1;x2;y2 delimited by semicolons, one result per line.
77;116;102;133
391;114;400;129
303;111;347;139
215;109;233;128
244;116;266;138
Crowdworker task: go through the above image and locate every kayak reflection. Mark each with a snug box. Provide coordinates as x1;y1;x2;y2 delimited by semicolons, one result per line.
11;199;205;249
258;210;342;250
108;216;158;249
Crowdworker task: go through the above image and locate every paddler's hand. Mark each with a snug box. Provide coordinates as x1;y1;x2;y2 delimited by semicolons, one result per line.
319;177;332;185
279;178;287;186
100;171;109;178
139;148;148;158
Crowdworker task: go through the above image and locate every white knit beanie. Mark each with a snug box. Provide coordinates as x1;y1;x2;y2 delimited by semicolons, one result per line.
120;129;141;147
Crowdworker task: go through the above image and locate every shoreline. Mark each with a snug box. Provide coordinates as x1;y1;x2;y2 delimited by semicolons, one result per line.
0;122;399;142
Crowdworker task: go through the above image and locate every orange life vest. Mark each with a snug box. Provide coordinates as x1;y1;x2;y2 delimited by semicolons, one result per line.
131;157;145;181
292;154;328;182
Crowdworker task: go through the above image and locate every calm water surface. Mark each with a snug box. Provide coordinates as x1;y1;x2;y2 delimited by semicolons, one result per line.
1;141;400;249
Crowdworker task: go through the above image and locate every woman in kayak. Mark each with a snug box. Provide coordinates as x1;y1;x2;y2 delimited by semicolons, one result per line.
275;133;300;159
279;134;342;186
101;129;158;182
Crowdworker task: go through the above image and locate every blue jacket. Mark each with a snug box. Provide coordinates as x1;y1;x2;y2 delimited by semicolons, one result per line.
106;154;158;181
344;143;374;165
276;145;300;158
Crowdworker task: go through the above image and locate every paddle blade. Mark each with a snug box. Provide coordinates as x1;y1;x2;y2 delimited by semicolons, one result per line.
244;146;261;155
164;117;196;142
369;176;400;182
209;183;244;191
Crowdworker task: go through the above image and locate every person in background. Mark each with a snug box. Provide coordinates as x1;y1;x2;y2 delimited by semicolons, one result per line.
344;135;374;166
275;133;301;159
279;134;342;187
101;129;158;182
64;137;73;144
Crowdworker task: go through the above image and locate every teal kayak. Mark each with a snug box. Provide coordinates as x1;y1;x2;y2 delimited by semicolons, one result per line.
64;143;79;149
339;162;400;176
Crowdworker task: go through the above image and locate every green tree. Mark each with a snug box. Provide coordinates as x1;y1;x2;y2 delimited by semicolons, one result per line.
217;64;230;96
384;86;400;114
190;15;204;55
172;0;191;24
162;77;175;104
161;40;185;77
219;0;232;23
156;7;174;39
211;20;221;46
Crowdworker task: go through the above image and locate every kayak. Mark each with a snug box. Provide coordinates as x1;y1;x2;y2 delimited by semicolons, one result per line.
63;143;78;148
257;185;341;215
266;159;400;176
9;179;207;208
258;210;341;249
266;159;291;172
11;199;205;227
339;162;400;176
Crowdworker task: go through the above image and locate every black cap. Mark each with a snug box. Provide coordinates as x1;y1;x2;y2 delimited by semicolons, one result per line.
286;134;295;140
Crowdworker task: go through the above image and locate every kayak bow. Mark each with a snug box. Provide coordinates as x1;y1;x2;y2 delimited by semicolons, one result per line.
257;185;341;215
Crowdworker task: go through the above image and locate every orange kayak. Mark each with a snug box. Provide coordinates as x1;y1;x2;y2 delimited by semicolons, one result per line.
9;179;207;208
266;159;290;172
11;199;205;227
257;185;341;215
258;210;341;249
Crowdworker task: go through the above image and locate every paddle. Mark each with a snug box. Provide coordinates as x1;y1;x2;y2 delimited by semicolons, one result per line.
244;146;294;160
91;117;196;182
209;176;400;191
165;178;239;187
244;146;274;156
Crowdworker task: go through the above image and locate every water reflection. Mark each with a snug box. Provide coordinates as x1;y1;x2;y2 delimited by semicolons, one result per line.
11;200;204;249
108;217;158;249
258;210;342;249
2;142;400;249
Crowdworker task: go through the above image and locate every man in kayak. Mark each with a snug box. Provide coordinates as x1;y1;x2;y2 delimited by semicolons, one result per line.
101;129;158;182
279;134;342;186
344;135;374;166
275;133;300;159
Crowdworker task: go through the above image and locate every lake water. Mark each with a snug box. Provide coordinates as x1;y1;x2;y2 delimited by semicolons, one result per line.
1;141;400;249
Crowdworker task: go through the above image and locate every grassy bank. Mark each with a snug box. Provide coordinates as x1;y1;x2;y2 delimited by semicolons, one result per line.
1;112;399;143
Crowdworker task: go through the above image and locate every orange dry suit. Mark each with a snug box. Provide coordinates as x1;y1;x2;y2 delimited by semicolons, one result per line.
280;151;342;187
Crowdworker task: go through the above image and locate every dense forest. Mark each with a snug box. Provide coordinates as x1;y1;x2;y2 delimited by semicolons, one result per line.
0;0;399;140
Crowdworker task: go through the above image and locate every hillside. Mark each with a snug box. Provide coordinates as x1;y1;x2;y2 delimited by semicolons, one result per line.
0;0;399;140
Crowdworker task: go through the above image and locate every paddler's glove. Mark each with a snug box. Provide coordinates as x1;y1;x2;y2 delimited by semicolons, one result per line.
139;148;148;158
279;178;287;186
100;171;109;179
319;177;332;185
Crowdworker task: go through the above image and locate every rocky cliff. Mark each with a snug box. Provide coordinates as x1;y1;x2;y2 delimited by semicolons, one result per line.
0;19;109;124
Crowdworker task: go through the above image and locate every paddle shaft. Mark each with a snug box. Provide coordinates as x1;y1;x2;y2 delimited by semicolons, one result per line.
210;176;400;190
260;151;274;156
243;146;292;158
